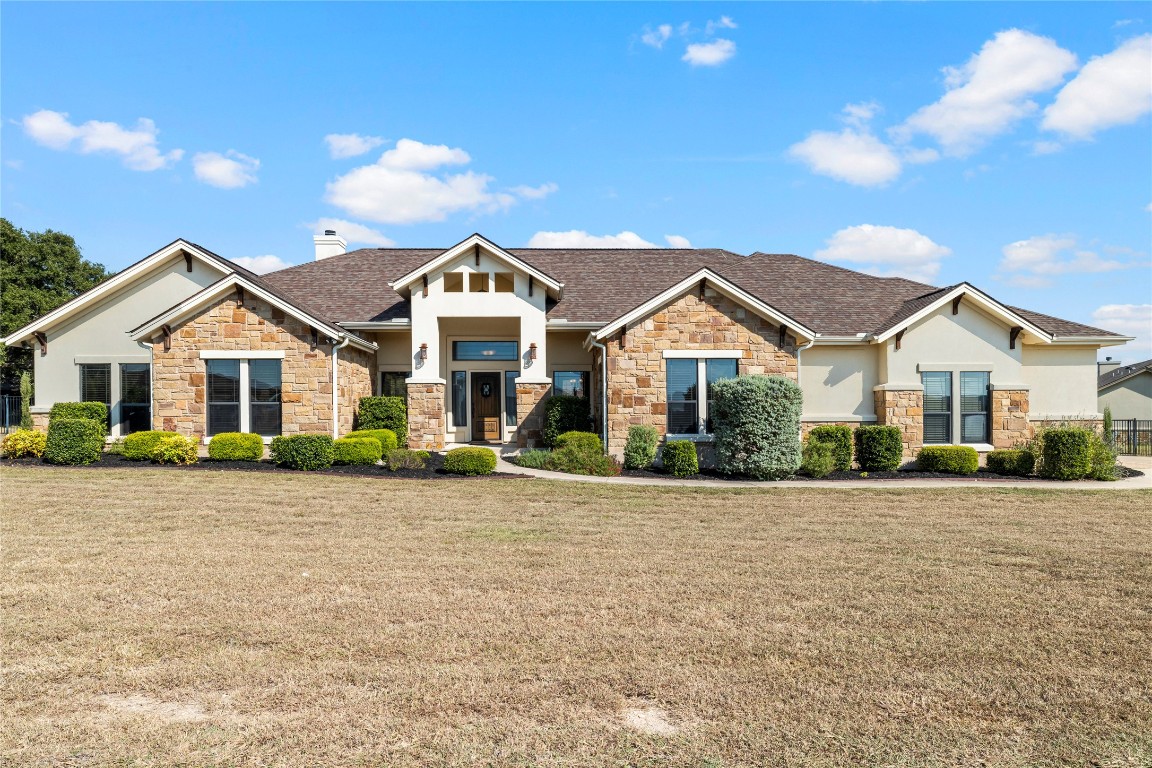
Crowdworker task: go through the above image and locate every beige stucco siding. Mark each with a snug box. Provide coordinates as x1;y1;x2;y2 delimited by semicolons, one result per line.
800;345;878;420
1022;346;1100;419
880;301;1024;385
1099;373;1152;420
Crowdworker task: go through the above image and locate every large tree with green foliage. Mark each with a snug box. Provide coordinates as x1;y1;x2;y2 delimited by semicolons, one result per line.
1;219;111;390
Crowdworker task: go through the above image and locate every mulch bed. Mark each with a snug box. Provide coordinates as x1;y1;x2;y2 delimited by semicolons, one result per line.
1;452;527;480
619;465;1144;483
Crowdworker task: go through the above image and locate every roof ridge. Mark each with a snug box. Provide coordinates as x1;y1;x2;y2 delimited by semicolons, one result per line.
750;251;941;291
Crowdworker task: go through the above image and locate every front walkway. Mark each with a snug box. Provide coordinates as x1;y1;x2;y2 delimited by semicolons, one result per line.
488;446;1152;490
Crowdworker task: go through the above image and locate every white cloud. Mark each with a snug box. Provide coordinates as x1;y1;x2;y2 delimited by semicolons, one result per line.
511;182;559;200
308;218;395;247
898;29;1078;156
192;150;259;188
705;16;737;35
527;230;691;249
641;24;673;49
21;109;183;171
683;38;736;67
231;255;294;274
1092;304;1152;358
997;234;1140;287
324;133;386;159
789;127;903;187
813;224;952;284
1041;34;1152;140
325;138;525;224
1032;140;1064;155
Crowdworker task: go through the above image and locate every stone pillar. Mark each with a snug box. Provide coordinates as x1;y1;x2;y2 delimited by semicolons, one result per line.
874;387;923;458
30;410;50;431
516;382;551;449
991;388;1032;448
406;382;446;450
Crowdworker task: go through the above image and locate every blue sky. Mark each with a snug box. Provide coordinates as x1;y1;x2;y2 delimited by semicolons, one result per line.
3;2;1150;358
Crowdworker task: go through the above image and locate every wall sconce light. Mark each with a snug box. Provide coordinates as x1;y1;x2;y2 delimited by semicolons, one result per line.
419;343;428;360
529;342;538;360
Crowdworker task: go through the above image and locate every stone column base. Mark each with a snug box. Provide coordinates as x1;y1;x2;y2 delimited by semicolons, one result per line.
516;382;551;449
874;388;923;458
991;389;1032;448
406;382;446;450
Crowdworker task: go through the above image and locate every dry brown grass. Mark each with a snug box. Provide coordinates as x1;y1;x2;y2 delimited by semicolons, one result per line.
2;467;1150;767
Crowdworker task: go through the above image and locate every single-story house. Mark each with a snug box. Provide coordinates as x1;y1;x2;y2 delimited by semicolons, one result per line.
1098;358;1152;421
3;232;1132;460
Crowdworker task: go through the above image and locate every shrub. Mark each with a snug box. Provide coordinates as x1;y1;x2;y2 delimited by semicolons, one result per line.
270;434;335;471
801;440;835;478
986;449;1035;477
444;446;497;475
1039;427;1093;480
1103;405;1114;447
1089;431;1118;481
514;449;551;469
386;448;427;471
807;425;853;471
43;418;104;465
854;425;904;471
19;372;32;430
207;432;265;461
356;397;407;447
105;438;125;456
345;428;399;453
623;425;659;470
334;437;383;466
543;447;621;476
122;430;172;461
2;428;47;458
554;430;602;454
916;445;979;475
661;440;699;478
710;376;802;480
49;402;108;435
151;434;198;465
543;395;591;448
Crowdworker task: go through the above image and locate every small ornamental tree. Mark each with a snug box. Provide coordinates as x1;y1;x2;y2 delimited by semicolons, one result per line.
19;371;32;429
710;375;803;480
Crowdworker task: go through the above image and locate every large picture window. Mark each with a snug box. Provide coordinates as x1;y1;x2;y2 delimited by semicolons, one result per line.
960;371;990;444
119;364;151;434
206;358;282;437
666;356;738;435
553;371;589;399
79;363;112;432
453;341;518;361
922;372;951;445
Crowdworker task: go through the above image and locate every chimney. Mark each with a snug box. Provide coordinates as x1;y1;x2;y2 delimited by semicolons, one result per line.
1098;356;1121;378
314;229;346;261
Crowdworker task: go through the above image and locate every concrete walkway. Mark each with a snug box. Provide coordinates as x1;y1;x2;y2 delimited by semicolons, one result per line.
490;448;1152;490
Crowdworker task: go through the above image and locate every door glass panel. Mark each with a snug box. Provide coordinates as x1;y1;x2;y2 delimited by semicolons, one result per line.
505;371;518;426
666;358;698;434
451;371;467;427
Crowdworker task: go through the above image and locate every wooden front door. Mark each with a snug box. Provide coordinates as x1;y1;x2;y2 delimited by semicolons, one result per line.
471;372;501;442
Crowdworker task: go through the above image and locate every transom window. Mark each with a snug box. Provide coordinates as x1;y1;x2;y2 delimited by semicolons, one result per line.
666;357;738;435
206;358;282;437
453;341;519;361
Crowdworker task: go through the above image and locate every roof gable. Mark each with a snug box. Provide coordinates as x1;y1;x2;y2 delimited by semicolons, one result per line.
388;233;563;297
873;283;1053;344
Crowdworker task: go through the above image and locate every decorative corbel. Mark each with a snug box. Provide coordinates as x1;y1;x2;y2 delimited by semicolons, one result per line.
184;252;193;273
699;279;707;299
33;332;47;356
310;327;320;348
1010;326;1023;350
475;244;481;266
236;285;245;307
952;296;962;315
619;323;627;350
895;328;906;351
528;275;534;297
779;325;789;348
161;325;172;353
422;274;428;298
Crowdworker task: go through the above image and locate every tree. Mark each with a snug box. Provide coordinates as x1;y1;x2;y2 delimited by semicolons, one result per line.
0;219;111;390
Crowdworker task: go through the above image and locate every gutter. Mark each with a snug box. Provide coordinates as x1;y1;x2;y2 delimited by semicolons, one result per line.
588;339;609;454
331;335;353;439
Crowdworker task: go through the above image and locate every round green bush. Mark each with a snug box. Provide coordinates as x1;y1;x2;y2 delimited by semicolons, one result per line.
554;431;602;454
807;425;853;471
207;432;265;461
985;449;1035;477
662;440;699;478
801;440;836;478
122;430;172;461
43;418;105;465
710;376;803;480
916;445;978;475
334;437;383;466
151;434;198;465
1039;427;1092;480
443;446;497;475
854;425;904;471
269;434;335;471
386;448;427;470
355;397;407;447
344;428;398;453
623;425;659;470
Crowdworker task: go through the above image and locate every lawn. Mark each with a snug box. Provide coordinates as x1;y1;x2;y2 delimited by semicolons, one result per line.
2;467;1150;767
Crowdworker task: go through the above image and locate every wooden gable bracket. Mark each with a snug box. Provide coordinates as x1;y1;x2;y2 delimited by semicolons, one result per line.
310;327;320;349
894;328;906;351
779;325;789;348
160;325;172;353
184;252;193;273
1010;326;1023;350
235;285;245;307
952;296;962;315
33;332;47;356
619;323;627;350
422;274;428;298
475;244;481;266
528;275;534;297
699;279;707;299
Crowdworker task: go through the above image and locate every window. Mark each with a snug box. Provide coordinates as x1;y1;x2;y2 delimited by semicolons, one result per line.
469;272;489;292
922;372;951;444
453;340;518;361
494;273;515;293
207;359;241;435
505;371;518;426
380;371;410;398
119;364;151;434
80;364;112;432
553;371;589;399
443;273;464;292
960;372;990;444
206;358;282;437
452;371;467;427
249;360;282;437
665;357;738;435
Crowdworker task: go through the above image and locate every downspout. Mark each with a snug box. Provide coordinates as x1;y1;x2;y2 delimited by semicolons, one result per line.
795;337;816;439
589;339;609;454
332;335;352;439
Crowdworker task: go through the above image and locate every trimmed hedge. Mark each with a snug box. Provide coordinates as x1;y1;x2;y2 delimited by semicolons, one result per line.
356;397;407;447
986;449;1035;477
854;425;904;471
543;395;591;448
2;428;47;458
270;434;335;471
916;445;979;475
44;418;104;465
334;437;383;466
386;448;428;470
208;432;265;461
807;425;853;471
345;428;399;453
623;425;659;470
710;376;802;480
49;402;108;435
1039;427;1093;480
662;440;699;478
152;434;198;465
122;430;172;461
801;440;835;478
444;446;497;475
554;430;602;454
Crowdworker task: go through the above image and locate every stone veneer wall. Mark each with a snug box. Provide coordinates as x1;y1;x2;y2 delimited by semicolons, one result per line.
406;382;446;449
338;346;374;435
515;382;551;449
874;388;923;458
990;389;1032;449
151;292;371;437
603;289;798;455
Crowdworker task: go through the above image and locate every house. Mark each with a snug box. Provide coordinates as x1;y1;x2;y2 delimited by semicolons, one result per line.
1098;358;1152;421
2;232;1133;461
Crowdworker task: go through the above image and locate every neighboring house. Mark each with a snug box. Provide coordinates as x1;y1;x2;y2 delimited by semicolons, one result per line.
2;232;1132;460
1098;358;1152;421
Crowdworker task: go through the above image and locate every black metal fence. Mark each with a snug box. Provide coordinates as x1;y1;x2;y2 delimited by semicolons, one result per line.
1;395;23;434
1111;419;1152;456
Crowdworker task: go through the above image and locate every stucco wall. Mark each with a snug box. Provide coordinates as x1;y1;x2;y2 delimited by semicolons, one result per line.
800;345;878;421
881;301;1024;385
1021;345;1100;419
1098;372;1152;421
